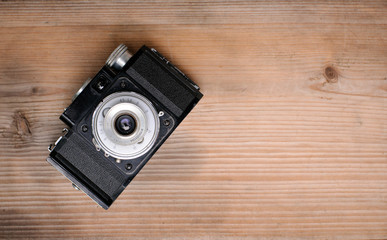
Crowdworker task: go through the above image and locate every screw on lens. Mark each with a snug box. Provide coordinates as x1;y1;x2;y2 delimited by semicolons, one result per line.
163;119;170;126
82;125;88;132
125;163;132;170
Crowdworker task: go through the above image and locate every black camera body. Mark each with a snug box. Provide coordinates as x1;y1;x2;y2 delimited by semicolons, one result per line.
47;45;203;209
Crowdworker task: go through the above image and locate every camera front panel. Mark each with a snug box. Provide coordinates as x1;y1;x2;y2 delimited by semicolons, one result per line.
75;71;178;179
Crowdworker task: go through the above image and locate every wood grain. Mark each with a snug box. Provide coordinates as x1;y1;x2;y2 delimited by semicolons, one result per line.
0;0;386;239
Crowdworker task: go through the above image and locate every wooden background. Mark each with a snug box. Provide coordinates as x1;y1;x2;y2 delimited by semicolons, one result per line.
0;1;386;239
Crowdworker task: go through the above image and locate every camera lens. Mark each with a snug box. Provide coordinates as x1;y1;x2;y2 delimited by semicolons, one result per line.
115;115;136;136
93;93;159;159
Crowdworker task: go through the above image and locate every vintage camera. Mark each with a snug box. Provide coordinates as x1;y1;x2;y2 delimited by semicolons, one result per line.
47;44;203;209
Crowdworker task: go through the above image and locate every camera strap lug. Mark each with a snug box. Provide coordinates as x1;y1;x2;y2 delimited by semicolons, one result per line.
47;128;68;152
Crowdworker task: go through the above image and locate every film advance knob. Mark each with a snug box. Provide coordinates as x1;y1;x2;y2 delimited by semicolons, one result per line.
105;44;132;71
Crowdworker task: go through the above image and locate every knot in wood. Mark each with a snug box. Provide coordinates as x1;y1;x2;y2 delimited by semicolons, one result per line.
13;111;32;138
324;66;338;83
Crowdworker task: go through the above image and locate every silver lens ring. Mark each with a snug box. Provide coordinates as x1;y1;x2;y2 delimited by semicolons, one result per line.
92;92;160;160
104;103;147;145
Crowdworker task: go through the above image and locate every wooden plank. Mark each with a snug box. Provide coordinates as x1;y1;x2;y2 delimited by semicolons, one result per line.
0;1;386;27
0;1;386;239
